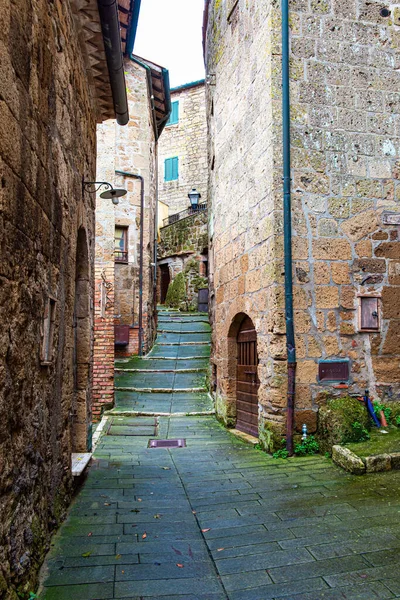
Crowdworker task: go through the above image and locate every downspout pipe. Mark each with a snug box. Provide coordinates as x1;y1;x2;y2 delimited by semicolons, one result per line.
115;170;145;356
282;0;296;455
97;0;129;125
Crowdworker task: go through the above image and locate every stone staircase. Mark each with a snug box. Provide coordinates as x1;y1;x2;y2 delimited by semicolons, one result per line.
110;309;213;416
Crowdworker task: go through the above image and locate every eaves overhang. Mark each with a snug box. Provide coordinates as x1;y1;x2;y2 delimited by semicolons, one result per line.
70;0;141;125
130;54;171;140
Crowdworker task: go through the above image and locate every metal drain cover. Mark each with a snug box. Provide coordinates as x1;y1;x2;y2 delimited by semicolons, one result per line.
148;439;186;448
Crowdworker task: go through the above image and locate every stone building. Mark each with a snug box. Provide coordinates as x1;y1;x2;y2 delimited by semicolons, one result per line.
0;0;135;596
205;0;400;446
157;80;209;306
94;56;170;417
158;80;208;216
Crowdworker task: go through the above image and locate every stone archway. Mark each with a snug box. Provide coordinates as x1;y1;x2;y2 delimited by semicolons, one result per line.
72;228;91;452
227;313;259;437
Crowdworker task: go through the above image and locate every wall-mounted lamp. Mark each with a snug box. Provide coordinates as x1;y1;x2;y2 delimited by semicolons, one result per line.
82;180;127;205
188;187;201;210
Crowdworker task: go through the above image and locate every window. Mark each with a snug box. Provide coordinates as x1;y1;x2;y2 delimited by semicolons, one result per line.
166;101;179;126
115;226;128;262
41;297;56;364
164;157;179;181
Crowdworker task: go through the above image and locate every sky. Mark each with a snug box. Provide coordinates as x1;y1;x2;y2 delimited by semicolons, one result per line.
133;0;206;88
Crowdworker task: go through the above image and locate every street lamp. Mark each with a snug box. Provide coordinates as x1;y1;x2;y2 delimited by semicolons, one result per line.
82;180;127;205
188;188;201;210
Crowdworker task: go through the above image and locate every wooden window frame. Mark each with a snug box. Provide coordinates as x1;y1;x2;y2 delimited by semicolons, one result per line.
41;296;57;365
357;294;381;332
166;101;179;126
115;226;128;263
164;156;179;182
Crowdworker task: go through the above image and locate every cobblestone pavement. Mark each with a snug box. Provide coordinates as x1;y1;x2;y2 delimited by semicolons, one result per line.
39;312;400;599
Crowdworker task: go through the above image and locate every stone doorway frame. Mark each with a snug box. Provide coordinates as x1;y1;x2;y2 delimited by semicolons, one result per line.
72;227;92;452
226;312;259;429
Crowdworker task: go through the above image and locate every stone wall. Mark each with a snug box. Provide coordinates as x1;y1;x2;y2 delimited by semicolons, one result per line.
158;211;209;307
158;82;208;215
0;0;97;596
94;58;158;414
206;0;400;446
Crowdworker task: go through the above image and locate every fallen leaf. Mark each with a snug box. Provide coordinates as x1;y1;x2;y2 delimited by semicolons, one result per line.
192;510;196;514
217;548;225;552
162;467;171;470
154;514;161;519
202;528;211;533
130;509;140;513
138;498;142;502
121;570;125;574
176;563;184;568
87;533;92;537
171;546;182;555
142;532;147;539
81;551;92;558
115;554;121;560
104;503;111;506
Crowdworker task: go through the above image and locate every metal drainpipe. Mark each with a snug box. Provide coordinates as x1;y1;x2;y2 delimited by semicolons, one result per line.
97;0;129;126
115;170;145;356
154;144;159;333
282;0;296;455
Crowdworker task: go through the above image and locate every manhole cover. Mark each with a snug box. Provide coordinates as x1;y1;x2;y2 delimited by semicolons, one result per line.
148;439;186;448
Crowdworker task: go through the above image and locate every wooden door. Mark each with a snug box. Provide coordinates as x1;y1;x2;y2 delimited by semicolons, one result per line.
160;265;170;304
236;317;259;437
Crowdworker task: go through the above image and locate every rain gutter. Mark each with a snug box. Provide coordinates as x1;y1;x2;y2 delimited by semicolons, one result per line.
282;0;296;455
97;0;129;125
125;0;142;57
115;170;145;356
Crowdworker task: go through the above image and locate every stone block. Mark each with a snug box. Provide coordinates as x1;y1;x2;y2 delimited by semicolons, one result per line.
375;242;400;259
296;360;318;384
313;239;352;260
332;445;366;475
353;258;386;273
365;454;391;473
382;286;400;319
331;262;350;284
355;240;372;257
391;452;400;470
340;210;379;241
316;286;339;309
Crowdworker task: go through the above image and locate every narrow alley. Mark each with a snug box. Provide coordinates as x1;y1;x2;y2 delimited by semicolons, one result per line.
39;311;400;600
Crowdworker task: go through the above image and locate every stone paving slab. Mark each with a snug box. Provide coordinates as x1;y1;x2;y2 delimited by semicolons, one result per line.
39;416;400;599
39;312;400;599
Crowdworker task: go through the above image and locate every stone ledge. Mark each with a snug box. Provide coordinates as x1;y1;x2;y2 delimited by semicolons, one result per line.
332;445;400;475
71;453;92;477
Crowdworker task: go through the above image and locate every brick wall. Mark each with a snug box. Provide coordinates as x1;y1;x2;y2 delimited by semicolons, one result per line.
206;0;400;447
158;82;208;215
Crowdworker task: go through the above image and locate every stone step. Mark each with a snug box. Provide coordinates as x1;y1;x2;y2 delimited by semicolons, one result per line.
116;387;207;393
106;409;216;417
157;342;210;346
115;368;207;374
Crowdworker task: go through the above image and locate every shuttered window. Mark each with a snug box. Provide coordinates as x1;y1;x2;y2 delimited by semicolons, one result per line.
164;157;179;181
166;101;179;125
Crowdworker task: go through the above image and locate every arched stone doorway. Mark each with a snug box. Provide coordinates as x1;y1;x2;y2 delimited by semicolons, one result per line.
72;228;91;452
236;316;259;437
